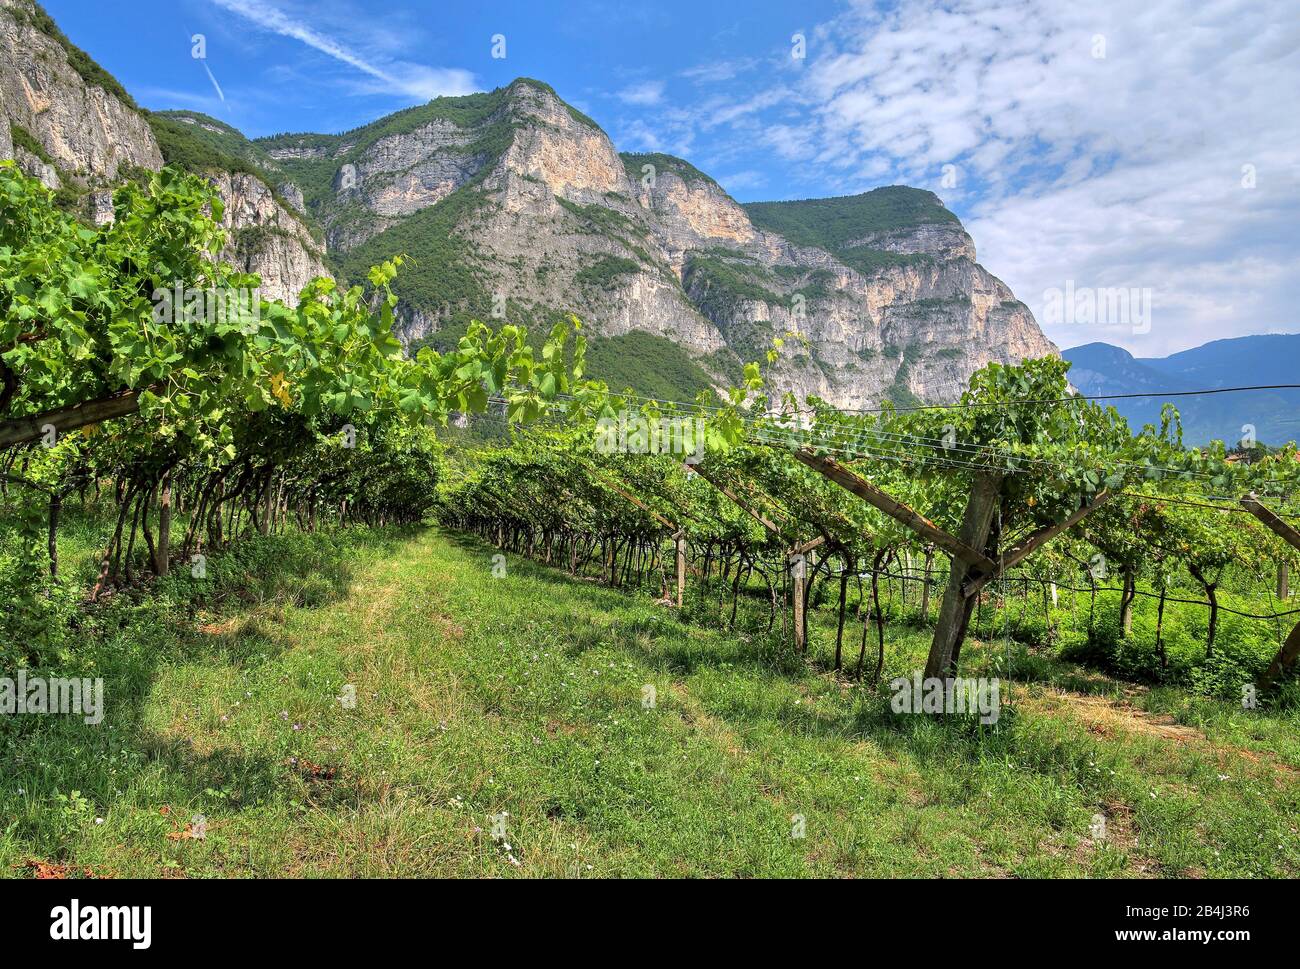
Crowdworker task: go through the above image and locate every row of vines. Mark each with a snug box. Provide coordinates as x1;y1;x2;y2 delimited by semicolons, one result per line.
437;359;1300;696
3;157;1299;698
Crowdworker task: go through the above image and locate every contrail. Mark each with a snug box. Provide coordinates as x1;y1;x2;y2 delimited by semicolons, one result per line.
207;0;473;99
201;60;226;102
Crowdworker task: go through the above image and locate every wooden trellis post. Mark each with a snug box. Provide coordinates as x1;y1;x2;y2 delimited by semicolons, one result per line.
675;530;686;607
791;447;1114;678
789;535;825;653
690;461;824;649
791;550;806;651
1242;493;1300;690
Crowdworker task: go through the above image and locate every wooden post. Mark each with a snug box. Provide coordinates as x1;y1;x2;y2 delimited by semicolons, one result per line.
1259;623;1300;693
962;490;1113;599
1242;494;1300;689
920;545;934;619
675;530;686;607
155;472;172;577
791;550;806;652
925;472;1003;678
48;492;61;579
1279;560;1291;600
259;469;274;536
0;388;143;449
793;449;995;572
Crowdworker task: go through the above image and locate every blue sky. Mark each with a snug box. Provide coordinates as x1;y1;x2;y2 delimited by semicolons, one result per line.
43;0;1300;357
44;0;844;198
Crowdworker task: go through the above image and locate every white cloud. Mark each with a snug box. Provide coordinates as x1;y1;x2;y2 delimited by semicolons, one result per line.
617;119;667;153
681;58;759;84
208;0;477;101
809;1;1300;354
650;0;1300;356
717;170;767;194
617;80;666;106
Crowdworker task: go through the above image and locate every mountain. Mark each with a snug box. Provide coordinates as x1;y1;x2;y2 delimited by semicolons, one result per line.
1;1;1059;409
0;0;326;303
1062;335;1300;445
253;79;1057;406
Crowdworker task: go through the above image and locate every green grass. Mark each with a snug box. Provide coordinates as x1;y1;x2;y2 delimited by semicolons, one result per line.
3;521;1297;878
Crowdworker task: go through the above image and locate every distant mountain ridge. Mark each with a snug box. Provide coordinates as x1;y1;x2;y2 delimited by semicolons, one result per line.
246;77;1057;408
1;0;1060;409
1062;335;1300;446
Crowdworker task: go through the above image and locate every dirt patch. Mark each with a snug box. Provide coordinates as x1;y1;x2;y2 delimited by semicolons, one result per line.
196;619;239;636
288;756;339;781
1030;690;1204;743
1029;688;1298;784
12;859;106;879
1219;746;1298;777
1070;800;1159;874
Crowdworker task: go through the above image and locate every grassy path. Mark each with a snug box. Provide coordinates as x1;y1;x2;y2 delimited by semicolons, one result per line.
3;526;1297;877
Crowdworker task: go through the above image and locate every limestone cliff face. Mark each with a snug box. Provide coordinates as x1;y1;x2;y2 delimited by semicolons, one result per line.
0;1;328;305
0;0;161;184
206;171;330;304
497;83;628;199
755;251;1056;411
634;170;758;252
286;79;1055;406
846;222;976;262
0;104;13;162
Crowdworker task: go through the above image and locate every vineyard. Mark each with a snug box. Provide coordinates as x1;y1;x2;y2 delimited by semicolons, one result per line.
3;160;1300;877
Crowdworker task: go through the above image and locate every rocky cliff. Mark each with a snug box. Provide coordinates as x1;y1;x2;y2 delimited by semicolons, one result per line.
2;1;1057;408
0;0;326;303
261;78;1055;407
207;171;329;302
0;0;160;186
